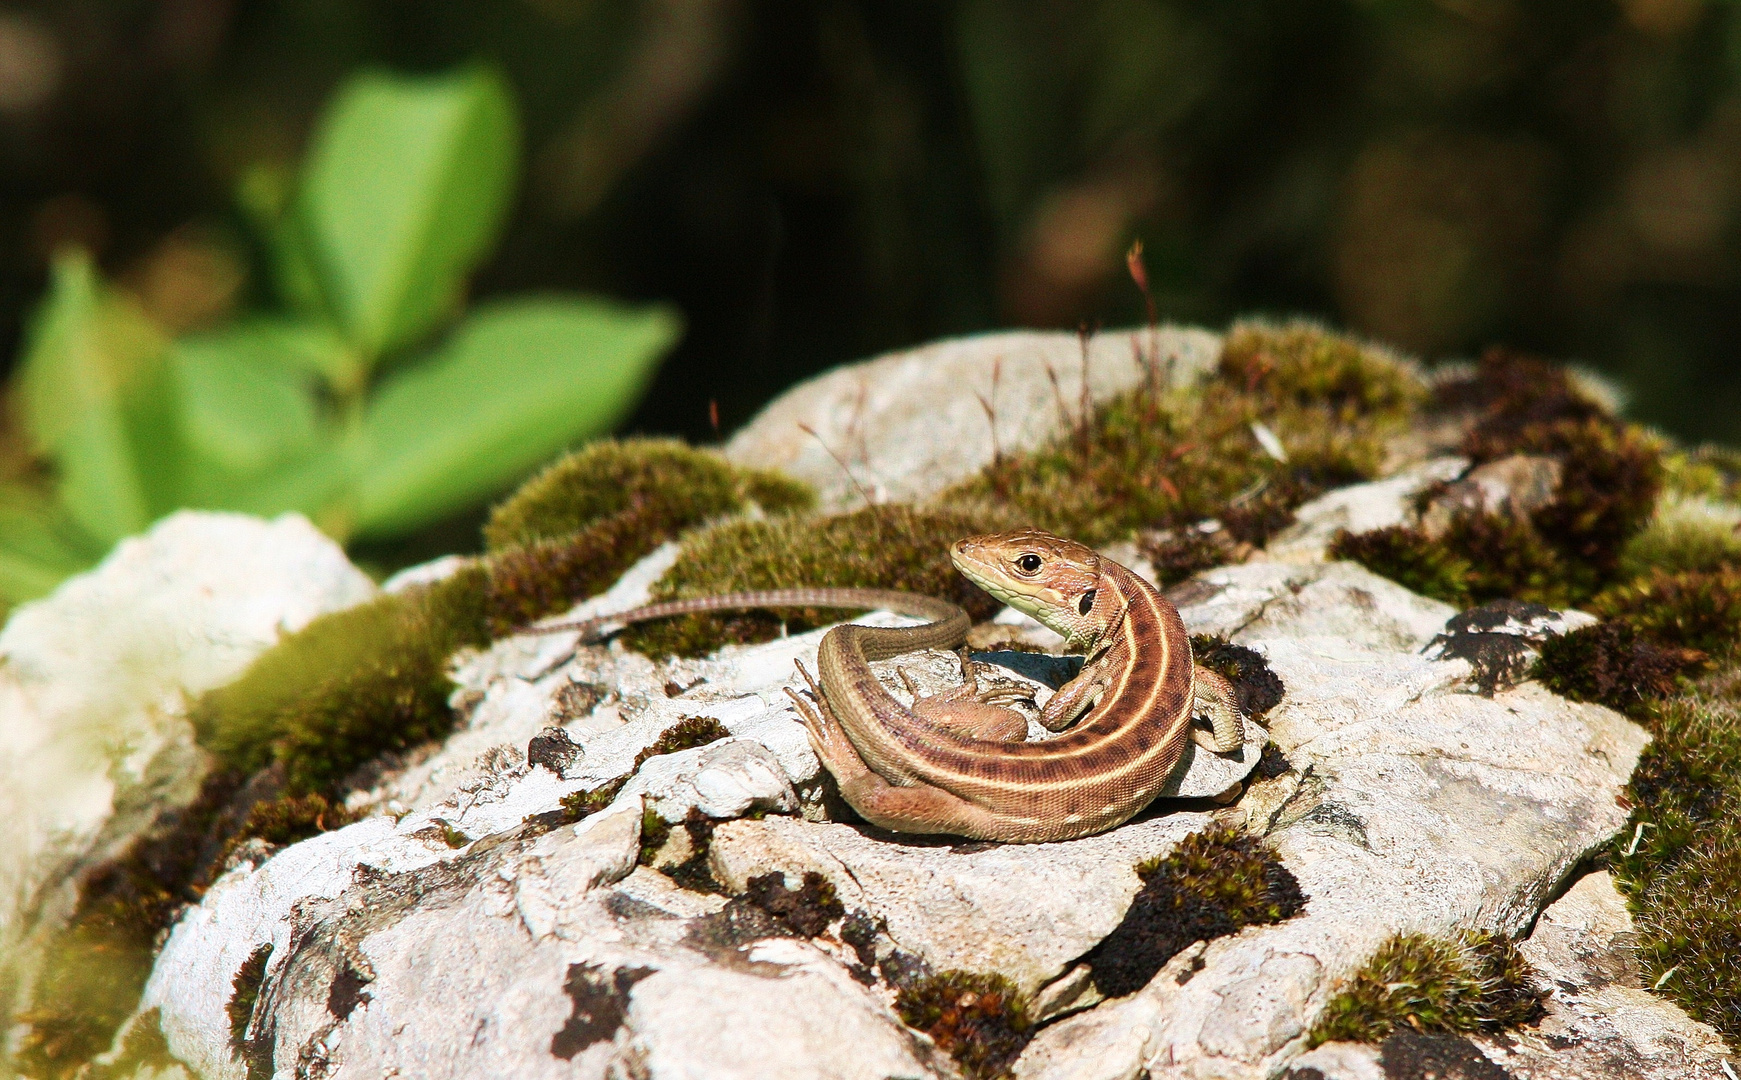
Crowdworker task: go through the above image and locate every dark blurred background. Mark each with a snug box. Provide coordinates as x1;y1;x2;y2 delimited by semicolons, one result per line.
2;0;1738;448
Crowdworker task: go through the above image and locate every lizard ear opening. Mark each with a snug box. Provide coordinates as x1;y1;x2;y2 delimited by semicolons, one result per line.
1078;589;1096;615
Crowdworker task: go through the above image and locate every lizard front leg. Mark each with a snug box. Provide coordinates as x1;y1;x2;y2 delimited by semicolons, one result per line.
1191;665;1246;753
896;664;1031;742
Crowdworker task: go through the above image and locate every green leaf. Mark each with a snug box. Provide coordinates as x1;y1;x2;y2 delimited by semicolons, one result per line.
169;325;334;505
18;251;170;545
0;484;101;606
349;296;679;539
299;66;520;360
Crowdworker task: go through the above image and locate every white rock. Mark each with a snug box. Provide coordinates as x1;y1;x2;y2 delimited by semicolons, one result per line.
725;326;1221;510
709;811;1215;996
617;737;798;822
1265;456;1468;563
0;512;374;1029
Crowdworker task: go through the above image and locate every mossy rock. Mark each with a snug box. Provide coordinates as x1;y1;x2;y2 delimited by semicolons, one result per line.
1308;931;1544;1046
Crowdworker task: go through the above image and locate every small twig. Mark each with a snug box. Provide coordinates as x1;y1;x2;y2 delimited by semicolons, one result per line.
1077;322;1097;454
1127;240;1160;402
708;399;721;437
799;421;878;509
977;356;1004;466
1043;358;1073;433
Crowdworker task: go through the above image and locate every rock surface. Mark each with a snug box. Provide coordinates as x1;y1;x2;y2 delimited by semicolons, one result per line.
0;512;374;1032
724;326;1221;510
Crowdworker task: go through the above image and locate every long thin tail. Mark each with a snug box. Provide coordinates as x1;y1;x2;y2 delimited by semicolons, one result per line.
512;587;966;642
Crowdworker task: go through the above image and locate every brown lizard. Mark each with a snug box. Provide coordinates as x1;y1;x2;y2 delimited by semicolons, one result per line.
518;528;1247;843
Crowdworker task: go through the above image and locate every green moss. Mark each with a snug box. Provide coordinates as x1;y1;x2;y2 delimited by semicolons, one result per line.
638;807;672;865
624;504;1009;657
894;970;1033;1080
482;437;811;552
1308;931;1544;1046
1628;816;1741;1037
953;322;1416;545
192;567;491;794
1329;526;1472;607
229;792;360;851
1085;822;1305;997
1533;621;1704;714
1591;568;1741;662
1618;493;1741;578
1661;445;1741;503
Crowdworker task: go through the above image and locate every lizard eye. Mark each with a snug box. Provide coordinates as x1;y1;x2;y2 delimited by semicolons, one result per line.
1077;589;1096;615
1015;553;1043;574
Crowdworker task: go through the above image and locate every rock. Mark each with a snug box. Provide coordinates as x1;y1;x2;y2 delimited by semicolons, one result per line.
1419;453;1563;538
617;737;798;822
1013;559;1647;1080
724;326;1222;510
1422;599;1599;695
1283;1041;1384;1079
708;811;1215;996
1264;456;1469;563
0;512;375;1032
1471;870;1735;1079
141;793;952;1080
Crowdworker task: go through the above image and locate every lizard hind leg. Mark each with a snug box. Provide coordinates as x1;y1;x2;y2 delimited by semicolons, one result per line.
892;658;1031;742
1191;665;1247;753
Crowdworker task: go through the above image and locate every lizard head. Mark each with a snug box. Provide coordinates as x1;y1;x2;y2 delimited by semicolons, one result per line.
951;529;1115;650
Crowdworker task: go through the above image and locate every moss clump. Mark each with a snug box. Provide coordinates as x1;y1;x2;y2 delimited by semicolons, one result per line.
1590;568;1741;662
483;437;811;552
227;942;274;1054
229;792;360;850
742;870;844;936
894;970;1032;1080
638;808;672;865
1661;445;1741;503
192;568;491;794
1533;621;1704;714
1618;493;1741;578
1606;672;1741;1038
1329;526;1472;607
624;505;1008;657
1084;823;1305;997
1308;931;1545;1046
954;322;1417;546
1190;634;1285;719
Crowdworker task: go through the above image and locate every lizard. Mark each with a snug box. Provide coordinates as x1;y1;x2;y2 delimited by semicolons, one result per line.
517;528;1247;843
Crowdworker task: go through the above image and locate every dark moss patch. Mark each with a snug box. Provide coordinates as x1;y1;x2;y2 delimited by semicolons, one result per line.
1190;634;1285;719
742;870;844;937
1255;743;1293;780
1533;622;1705;714
894;970;1033;1080
1435;347;1605;439
659;808;725;893
955;322;1417;546
1330;526;1472;607
1591;568;1741;662
625;504;1008;657
227;942;274;1055
549;962;654;1060
483;437;810;552
1083;823;1305;997
1308;931;1544;1046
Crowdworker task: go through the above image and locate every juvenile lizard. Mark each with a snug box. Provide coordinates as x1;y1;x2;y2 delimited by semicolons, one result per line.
520;528;1246;843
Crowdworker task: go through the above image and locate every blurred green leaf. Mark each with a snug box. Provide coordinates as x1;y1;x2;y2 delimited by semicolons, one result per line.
0;484;102;606
18;251;170;546
169;328;330;502
348;296;679;538
238;164;331;324
300;66;520;360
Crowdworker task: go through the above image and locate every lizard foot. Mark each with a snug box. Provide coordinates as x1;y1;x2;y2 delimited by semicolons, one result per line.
1191;664;1247;753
